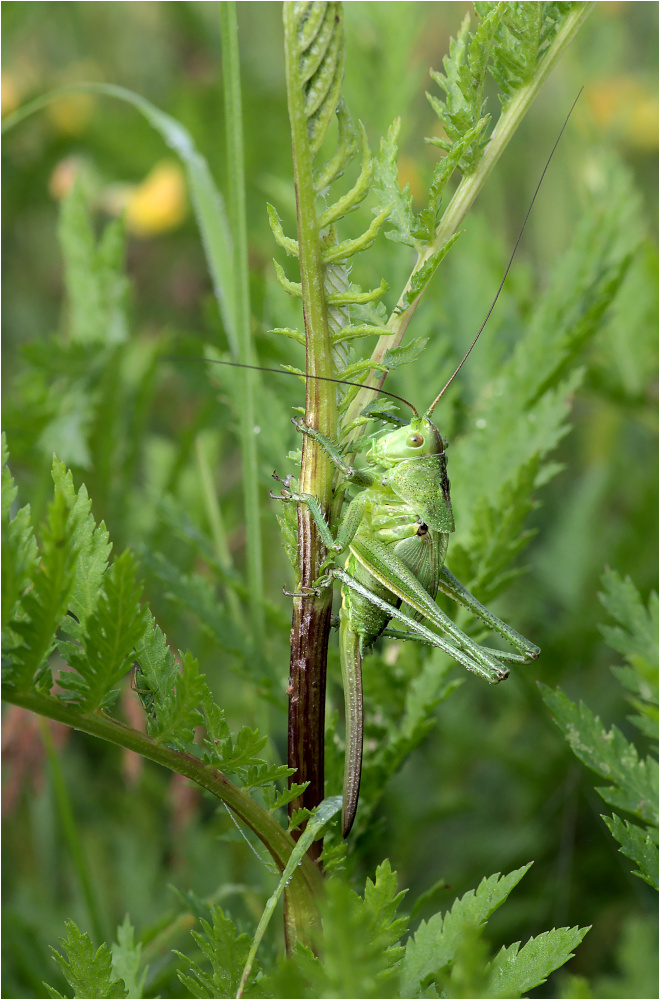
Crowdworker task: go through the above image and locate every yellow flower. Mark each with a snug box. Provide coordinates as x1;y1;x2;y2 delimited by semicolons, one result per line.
124;161;188;236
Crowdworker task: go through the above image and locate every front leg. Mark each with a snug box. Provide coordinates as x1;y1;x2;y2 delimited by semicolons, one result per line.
292;417;376;489
274;475;371;576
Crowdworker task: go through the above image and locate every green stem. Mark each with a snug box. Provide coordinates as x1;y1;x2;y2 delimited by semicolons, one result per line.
39;717;107;944
3;688;323;949
220;2;265;638
345;1;594;425
194;435;243;626
282;2;339;855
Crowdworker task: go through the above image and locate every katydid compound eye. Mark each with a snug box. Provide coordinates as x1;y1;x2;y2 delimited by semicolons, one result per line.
407;433;424;447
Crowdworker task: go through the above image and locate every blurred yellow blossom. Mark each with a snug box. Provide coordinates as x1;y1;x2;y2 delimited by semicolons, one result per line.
587;76;658;152
115;161;189;237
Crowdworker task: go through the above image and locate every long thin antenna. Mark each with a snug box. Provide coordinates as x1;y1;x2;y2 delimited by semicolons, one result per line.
164;357;420;417
426;87;583;417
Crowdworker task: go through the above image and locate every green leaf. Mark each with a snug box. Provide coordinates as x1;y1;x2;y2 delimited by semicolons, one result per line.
603;813;659;890
599;570;658;687
1;438;37;630
400;864;532;998
58;182;128;347
268;781;310;813
362;860;409;966
46;920;127;999
380;337;429;372
486;926;590;998
111;916;147;1000
450;159;641;553
5;470;78;691
135;623;206;747
138;550;245;656
57;551;148;713
599;571;658;738
288;854;407;999
177;906;255;1000
427;6;502;173
403;234;463;306
372;117;415;247
540;685;658;827
50;462;112;635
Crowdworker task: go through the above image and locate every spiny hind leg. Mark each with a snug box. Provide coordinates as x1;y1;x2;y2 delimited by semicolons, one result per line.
334;567;509;683
437;565;540;661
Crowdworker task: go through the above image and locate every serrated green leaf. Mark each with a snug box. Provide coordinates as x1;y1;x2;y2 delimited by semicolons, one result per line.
289;854;406;999
362;859;409;962
135;623;206;747
540;685;658;827
138;550;245;656
486;925;590;998
111;916;147;1000
603;813;659;890
47;919;127;999
1;442;37;631
372;117;416;247
400;864;532;998
5;481;78;691
381;337;429;372
177;905;255;1000
599;570;658;682
243;762;294;790
59;182;128;348
51;461;112;635
404;234;463;307
450;159;641;553
269;781;310;813
57;551;148;712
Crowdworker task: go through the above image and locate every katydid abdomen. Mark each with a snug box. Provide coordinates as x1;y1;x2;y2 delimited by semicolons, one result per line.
340;516;450;834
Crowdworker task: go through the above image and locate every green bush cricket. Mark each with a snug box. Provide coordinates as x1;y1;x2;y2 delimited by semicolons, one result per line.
180;92;580;838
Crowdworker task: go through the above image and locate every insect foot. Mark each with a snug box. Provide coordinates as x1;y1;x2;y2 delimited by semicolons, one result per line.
282;584;324;597
291;415;310;434
270;471;295;501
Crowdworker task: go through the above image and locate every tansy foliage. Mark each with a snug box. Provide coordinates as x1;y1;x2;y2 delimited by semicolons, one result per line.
2;3;657;998
541;571;659;891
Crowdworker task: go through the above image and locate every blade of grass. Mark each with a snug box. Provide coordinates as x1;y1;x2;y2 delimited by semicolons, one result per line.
236;795;342;998
220;1;265;637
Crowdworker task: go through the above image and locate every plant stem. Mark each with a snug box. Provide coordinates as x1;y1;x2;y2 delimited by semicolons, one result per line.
282;2;339;859
3;687;323;950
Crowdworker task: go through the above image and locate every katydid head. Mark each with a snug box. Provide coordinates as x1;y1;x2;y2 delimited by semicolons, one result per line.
367;415;445;466
369;415;454;533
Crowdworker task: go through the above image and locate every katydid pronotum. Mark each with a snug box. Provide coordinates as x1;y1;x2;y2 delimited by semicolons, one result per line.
181;92;580;838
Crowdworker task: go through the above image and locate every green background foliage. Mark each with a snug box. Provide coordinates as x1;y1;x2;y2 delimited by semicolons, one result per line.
2;3;657;998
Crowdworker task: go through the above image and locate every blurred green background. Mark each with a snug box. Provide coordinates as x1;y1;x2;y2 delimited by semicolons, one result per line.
2;3;657;998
